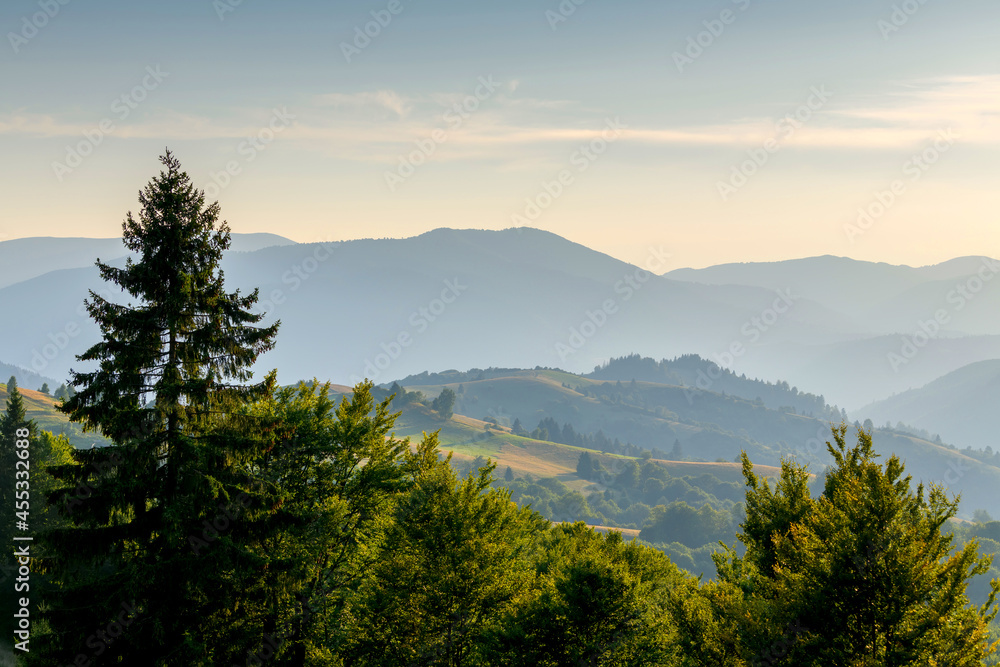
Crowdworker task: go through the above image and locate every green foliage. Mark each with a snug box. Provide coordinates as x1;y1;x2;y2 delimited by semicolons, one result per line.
0;383;75;645
738;450;814;577
0;383;31;554
577;451;595;480
529;415;637;457
26;153;1000;664
345;457;547;665
615;460;641;491
493;523;688;666
432;387;457;419
30;431;76;533
52;383;76;402
681;425;1000;666
640;501;734;549
590;353;837;420
241;379;415;664
500;458;741;539
669;438;684;460
0;385;34;643
387;381;426;408
31;151;280;665
640;540;721;579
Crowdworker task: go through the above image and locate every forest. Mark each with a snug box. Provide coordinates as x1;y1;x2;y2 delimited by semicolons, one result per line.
2;152;999;665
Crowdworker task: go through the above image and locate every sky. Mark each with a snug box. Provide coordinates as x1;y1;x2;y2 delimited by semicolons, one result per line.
1;0;998;269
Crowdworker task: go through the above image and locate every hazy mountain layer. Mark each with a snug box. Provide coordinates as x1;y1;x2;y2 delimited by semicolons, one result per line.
857;359;1000;451
1;228;996;413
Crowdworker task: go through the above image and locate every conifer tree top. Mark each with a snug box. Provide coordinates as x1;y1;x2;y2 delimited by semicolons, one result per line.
62;150;279;443
1;382;28;427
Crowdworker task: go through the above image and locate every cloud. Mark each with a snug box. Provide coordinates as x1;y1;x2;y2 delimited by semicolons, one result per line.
0;109;294;141
315;90;413;117
0;113;84;138
3;75;998;162
835;75;1000;124
597;75;1000;151
824;75;1000;142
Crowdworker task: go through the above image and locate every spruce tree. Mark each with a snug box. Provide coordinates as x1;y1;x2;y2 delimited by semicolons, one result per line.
0;383;33;563
33;151;280;665
496;523;687;665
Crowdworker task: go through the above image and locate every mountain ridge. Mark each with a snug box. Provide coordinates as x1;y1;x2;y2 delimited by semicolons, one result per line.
857;359;1000;451
1;228;997;412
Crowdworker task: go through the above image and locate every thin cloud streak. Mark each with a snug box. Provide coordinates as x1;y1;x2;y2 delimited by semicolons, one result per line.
4;75;998;161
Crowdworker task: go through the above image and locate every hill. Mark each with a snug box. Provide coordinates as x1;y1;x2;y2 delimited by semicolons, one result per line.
0;228;856;397
857;359;1000;452
16;360;993;520
0;361;58;394
374;367;1000;518
14;363;1000;577
0;383;106;449
586;354;843;419
2;229;999;411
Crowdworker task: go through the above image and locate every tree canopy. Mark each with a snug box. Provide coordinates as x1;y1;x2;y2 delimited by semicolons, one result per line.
676;425;1000;666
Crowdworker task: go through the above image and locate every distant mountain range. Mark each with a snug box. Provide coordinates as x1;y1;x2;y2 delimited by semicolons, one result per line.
666;255;1000;336
1;228;998;419
857;359;1000;451
0;233;295;290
